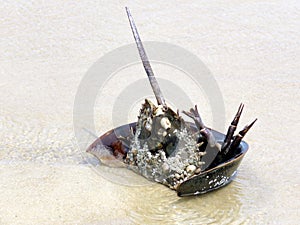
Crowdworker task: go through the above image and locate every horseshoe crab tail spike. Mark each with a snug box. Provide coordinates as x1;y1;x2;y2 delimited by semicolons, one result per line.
221;103;244;152
125;7;167;107
226;118;257;154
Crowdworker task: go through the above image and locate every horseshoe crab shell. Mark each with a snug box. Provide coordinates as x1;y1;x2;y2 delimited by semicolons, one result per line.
87;122;249;196
86;7;256;197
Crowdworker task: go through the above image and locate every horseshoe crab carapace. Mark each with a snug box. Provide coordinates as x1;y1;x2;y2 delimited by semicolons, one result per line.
87;7;257;196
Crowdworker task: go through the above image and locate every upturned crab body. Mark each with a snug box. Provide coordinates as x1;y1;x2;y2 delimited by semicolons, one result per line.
87;8;256;196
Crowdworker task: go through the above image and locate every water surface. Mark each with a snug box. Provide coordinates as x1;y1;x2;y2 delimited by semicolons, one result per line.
0;1;299;224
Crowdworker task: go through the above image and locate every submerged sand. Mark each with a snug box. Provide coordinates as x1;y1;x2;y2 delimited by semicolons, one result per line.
0;0;299;224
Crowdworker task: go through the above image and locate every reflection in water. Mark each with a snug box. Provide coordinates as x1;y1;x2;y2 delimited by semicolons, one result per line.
84;155;247;224
86;161;248;224
125;180;244;224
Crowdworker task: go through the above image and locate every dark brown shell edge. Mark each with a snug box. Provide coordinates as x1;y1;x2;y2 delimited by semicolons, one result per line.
86;122;248;196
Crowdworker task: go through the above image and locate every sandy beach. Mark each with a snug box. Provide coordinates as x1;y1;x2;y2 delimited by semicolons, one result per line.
0;0;299;224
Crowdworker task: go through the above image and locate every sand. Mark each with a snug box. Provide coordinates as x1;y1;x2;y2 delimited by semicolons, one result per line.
0;0;299;224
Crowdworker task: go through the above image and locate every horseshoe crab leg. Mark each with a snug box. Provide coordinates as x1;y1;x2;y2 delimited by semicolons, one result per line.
182;105;217;148
221;103;244;153
125;7;167;108
226;118;257;154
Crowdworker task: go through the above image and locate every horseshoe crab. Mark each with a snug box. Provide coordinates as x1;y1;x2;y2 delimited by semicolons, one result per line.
87;7;257;196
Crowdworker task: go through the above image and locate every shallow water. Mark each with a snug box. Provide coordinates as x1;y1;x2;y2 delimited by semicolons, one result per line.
1;0;299;224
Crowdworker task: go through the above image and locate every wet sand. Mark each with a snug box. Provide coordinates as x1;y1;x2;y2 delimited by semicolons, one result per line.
0;0;299;224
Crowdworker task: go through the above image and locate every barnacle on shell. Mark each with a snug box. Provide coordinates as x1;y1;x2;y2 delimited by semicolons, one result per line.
86;8;256;196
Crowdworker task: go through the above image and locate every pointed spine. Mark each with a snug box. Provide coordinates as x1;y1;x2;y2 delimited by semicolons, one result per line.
125;7;166;107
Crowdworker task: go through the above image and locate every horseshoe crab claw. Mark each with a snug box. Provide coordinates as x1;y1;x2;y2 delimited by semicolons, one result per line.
86;7;256;196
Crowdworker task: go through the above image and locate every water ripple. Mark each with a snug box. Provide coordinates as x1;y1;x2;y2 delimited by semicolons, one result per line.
124;180;248;225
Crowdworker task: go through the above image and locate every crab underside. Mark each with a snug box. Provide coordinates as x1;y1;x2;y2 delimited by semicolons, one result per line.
86;8;256;196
